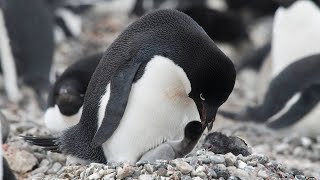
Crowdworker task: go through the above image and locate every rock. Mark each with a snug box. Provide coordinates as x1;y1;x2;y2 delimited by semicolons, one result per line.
31;166;49;175
181;175;192;180
300;137;312;148
85;166;95;177
236;160;247;169
257;155;268;165
210;155;225;164
198;157;211;164
47;162;62;174
7;150;38;173
173;159;193;174
116;165;134;179
193;177;203;180
32;173;45;179
103;172;116;179
59;173;74;179
225;153;236;166
39;159;50;167
157;167;167;176
230;169;250;180
139;174;153;180
228;176;240;180
88;173;102;180
257;170;268;179
144;164;154;174
295;175;306;180
213;164;229;179
207;169;217;178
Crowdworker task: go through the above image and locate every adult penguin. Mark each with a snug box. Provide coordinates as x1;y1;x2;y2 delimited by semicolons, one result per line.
2;0;54;108
45;53;102;132
26;9;236;163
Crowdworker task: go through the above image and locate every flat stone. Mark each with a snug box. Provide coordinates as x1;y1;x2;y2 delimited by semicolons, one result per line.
258;170;268;179
236;160;247;169
47;162;62;174
116;165;134;179
88;173;102;180
210;155;226;164
139;174;153;180
7;150;38;173
173;159;193;174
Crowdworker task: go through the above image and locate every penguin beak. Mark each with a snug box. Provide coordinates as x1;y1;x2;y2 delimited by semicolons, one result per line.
200;102;217;131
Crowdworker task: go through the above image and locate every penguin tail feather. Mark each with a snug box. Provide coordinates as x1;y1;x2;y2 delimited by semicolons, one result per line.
21;136;61;153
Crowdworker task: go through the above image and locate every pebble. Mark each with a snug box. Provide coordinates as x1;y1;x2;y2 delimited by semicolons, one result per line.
236;160;247;169
7;150;38;173
301;137;312;148
210;155;226;164
144;164;154;174
225;153;237;166
139;174;153;180
193;177;203;180
116;165;134;179
258;170;269;179
157;167;167;176
173;159;193;174
88;173;101;180
47;162;62;174
103;172;116;179
207;169;218;178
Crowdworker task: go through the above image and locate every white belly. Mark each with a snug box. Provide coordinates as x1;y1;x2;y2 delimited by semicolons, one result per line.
271;0;320;77
98;56;200;163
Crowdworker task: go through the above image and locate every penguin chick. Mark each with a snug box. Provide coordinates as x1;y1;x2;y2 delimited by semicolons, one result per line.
139;121;203;162
203;132;251;156
45;53;102;132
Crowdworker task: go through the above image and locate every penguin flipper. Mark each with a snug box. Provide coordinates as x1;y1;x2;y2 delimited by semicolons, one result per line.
21;136;61;153
91;61;143;147
267;84;320;129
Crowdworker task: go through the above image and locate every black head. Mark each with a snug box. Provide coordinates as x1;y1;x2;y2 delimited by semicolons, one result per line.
136;10;236;131
56;79;84;116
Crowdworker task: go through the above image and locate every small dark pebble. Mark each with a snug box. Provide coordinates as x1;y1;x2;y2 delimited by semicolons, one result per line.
228;176;241;180
157;167;167;176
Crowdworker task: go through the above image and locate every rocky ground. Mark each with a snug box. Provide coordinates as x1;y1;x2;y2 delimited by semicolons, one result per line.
1;9;320;180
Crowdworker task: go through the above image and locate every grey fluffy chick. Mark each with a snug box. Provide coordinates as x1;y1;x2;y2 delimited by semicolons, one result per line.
203;132;251;156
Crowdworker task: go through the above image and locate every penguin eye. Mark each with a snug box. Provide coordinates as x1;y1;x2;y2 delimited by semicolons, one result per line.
200;93;205;101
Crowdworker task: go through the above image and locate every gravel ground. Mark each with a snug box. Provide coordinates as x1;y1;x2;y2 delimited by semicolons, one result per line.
1;9;320;180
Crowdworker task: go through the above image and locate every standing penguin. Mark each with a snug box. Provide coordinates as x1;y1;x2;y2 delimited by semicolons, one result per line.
2;0;54;108
26;9;236;163
219;0;320;134
45;53;102;132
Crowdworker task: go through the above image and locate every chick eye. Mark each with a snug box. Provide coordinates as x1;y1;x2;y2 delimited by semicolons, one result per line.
200;93;205;101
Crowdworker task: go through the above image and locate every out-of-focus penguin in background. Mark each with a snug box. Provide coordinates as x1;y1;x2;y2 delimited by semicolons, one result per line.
0;0;54;109
44;53;102;132
219;0;320;136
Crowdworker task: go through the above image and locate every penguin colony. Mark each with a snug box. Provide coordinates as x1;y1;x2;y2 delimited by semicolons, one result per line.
0;0;320;178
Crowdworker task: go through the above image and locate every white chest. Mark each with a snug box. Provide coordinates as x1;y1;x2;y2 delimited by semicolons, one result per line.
271;0;320;77
97;56;200;163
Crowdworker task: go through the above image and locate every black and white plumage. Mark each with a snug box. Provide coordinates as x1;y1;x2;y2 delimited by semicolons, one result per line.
219;1;320;133
1;0;54;108
45;53;102;132
26;9;236;163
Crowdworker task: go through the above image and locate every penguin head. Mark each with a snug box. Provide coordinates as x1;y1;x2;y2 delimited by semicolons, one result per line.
55;79;84;116
179;45;236;131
